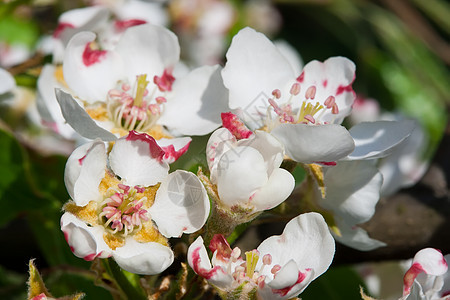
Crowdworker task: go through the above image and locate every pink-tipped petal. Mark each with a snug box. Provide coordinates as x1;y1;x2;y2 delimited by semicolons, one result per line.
221;112;253;139
109;132;169;187
63;31;122;103
187;236;233;289
297;57;356;125
64;139;106;206
257;213;335;283
115;23;179;85
61;213;111;260
403;248;448;296
157;137;191;164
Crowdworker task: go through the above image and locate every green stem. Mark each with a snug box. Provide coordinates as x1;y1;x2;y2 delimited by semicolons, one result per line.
103;259;146;300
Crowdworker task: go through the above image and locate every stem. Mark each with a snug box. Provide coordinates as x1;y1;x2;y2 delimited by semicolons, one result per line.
103;259;147;300
203;202;239;247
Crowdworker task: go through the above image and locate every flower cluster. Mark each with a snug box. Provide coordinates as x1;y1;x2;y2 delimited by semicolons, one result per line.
1;1;447;299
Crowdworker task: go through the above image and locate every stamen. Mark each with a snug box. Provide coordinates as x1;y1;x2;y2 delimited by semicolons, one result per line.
122;83;130;91
305;86;316;99
262;254;272;265
324;96;335;109
304;114;315;124
271;264;281;275
245;250;260;279
272;89;281;99
155;96;167;104
134;74;150;107
332;103;339;114
290;83;301;96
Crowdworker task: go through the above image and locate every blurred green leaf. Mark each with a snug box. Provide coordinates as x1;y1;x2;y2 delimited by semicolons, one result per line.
0;128;41;227
301;265;366;300
44;270;112;300
0;265;27;300
412;0;450;35
0;14;39;49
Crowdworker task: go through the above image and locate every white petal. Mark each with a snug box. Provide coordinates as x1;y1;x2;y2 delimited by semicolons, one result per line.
206;128;237;184
378;119;428;196
37;65;63;122
297;57;356;124
319;160;383;225
149;170;210;237
403;248;448;297
187;236;233;289
63;31;122;103
57;6;110;45
112;238;174;275
0;68;15;94
55;89;118;141
114;0;168;27
332;219;386;251
271;123;355;163
156;137;191;164
158;65;229;136
269;260;304;289
347;120;415;160
222;27;296;129
257;212;335;282
115;23;179;84
251;168;295;211
263;261;314;299
402;280;425;300
109;132;169;187
61;212;112;260
413;248;448;276
216;146;268;209
64;139;106;206
274;40;303;75
237;130;284;175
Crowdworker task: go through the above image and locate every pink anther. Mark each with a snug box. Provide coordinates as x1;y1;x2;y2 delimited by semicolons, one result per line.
290;83;301;96
305;86;316;99
272;89;281;99
324;96;335;109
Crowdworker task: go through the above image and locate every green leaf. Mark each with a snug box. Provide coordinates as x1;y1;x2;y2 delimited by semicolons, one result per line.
0;128;40;227
301;265;367;300
0;265;27;300
0;14;39;49
44;270;111;300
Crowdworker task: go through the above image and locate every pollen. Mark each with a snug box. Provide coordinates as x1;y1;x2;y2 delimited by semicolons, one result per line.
53;65;69;88
306;163;326;198
103;232;125;250
86;104;109;121
134;222;168;246
64;200;99;226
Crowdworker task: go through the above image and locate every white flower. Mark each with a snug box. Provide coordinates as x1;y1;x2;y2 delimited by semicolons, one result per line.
187;212;335;299
401;248;448;300
376;115;429;197
37;1;167;141
60;131;210;274
206;127;294;214
316;160;386;251
54;23;229;162
221;27;356;164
